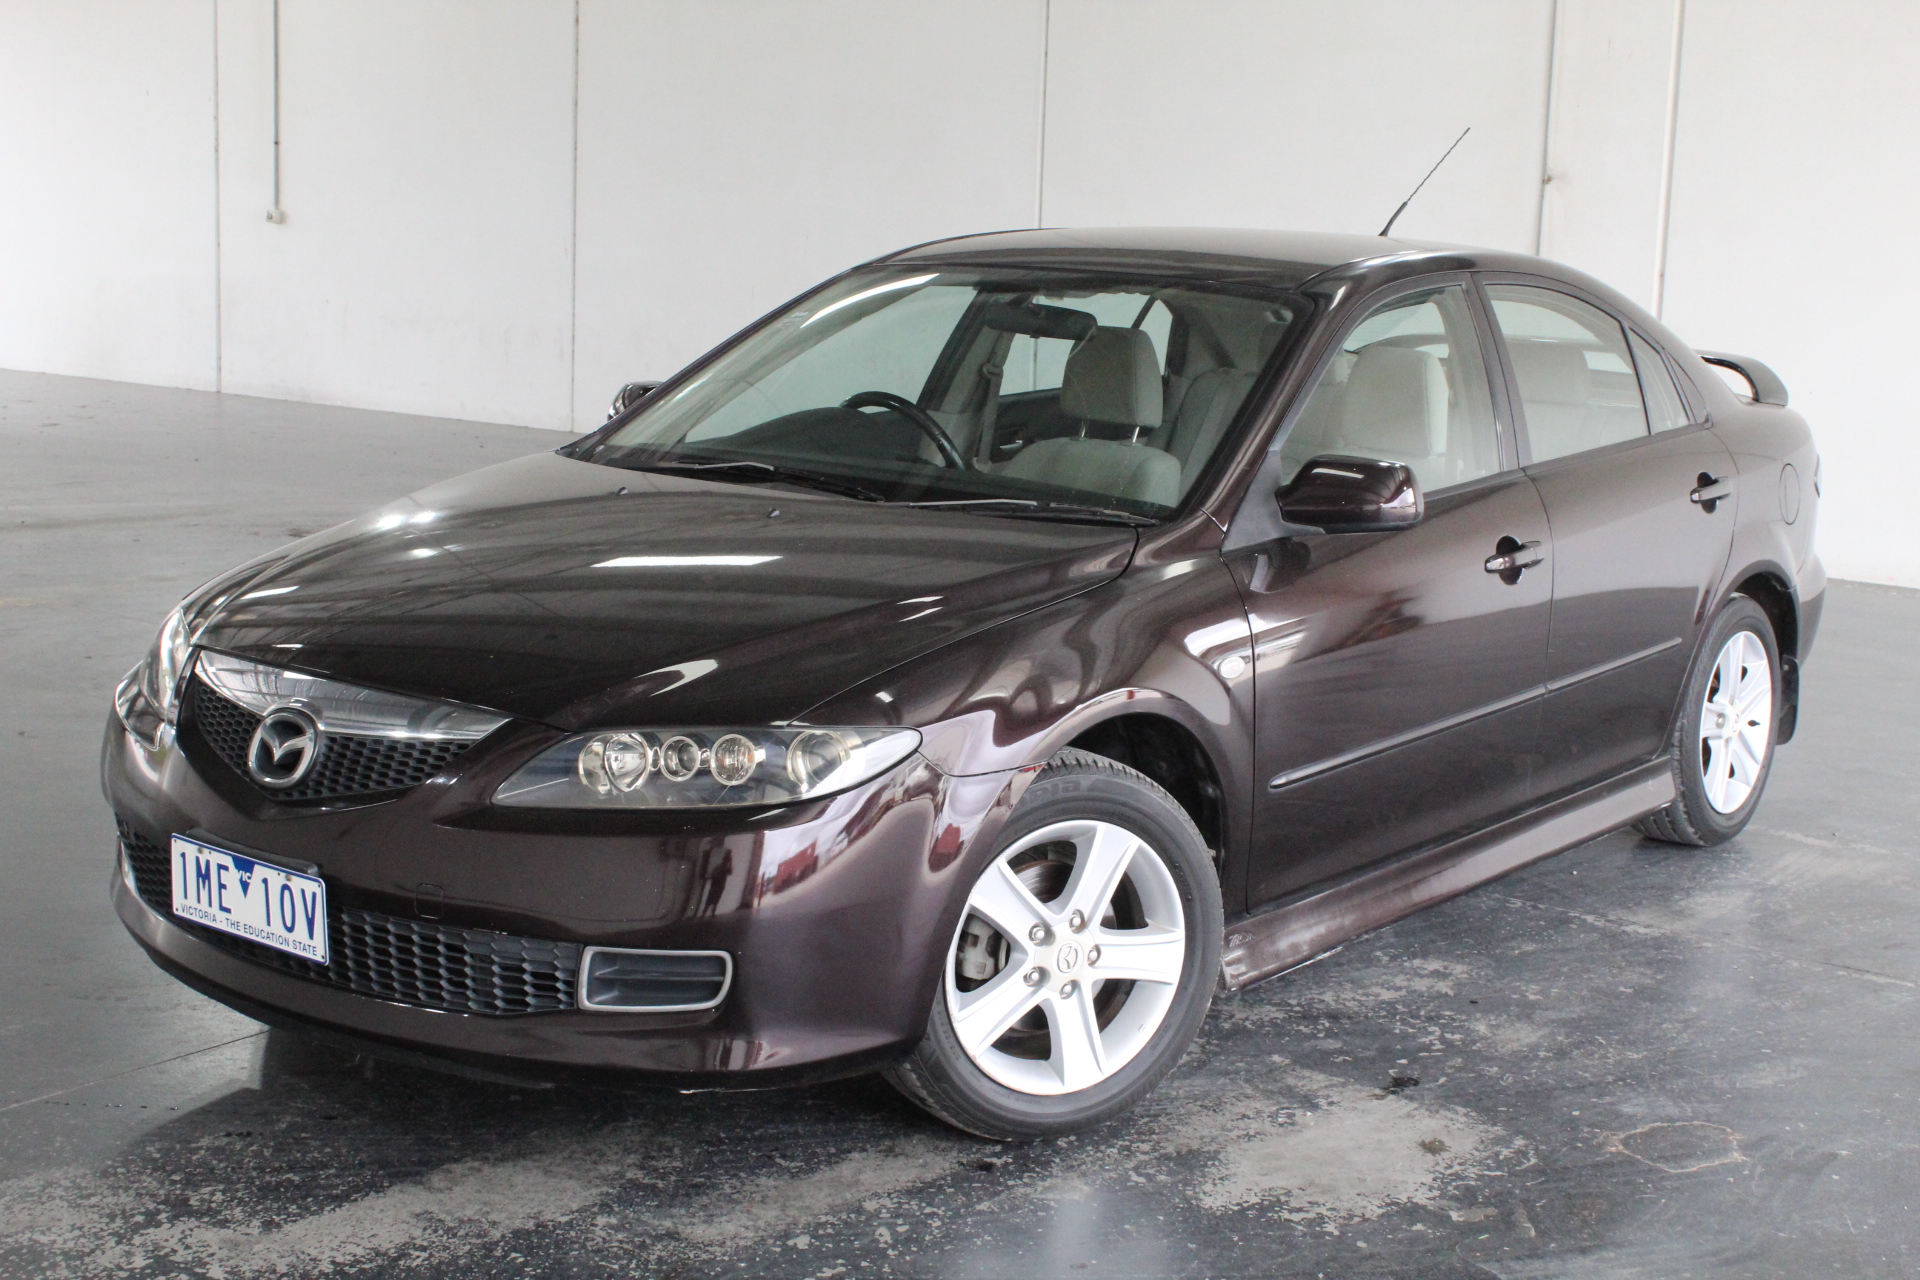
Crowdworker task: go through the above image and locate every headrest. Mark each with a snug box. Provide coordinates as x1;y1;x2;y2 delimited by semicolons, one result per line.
1505;340;1591;404
1338;345;1447;458
1060;327;1164;429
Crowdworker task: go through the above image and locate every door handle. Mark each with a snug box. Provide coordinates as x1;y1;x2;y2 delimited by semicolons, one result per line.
1690;474;1733;511
1484;539;1544;576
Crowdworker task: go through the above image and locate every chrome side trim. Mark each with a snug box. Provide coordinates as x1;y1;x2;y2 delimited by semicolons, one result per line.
1543;636;1683;694
194;651;509;741
1224;758;1674;990
576;947;734;1013
1265;637;1684;791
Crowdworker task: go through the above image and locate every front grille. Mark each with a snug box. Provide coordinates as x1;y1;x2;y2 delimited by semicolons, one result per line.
187;675;470;802
117;819;580;1015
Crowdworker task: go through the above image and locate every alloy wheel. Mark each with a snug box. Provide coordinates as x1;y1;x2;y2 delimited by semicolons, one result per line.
944;819;1186;1096
1698;629;1773;813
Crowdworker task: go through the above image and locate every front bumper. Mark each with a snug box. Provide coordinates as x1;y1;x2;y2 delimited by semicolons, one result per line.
103;714;1024;1089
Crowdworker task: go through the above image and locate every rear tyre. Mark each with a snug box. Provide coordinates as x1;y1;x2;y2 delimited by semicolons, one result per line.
884;749;1222;1140
1635;596;1781;846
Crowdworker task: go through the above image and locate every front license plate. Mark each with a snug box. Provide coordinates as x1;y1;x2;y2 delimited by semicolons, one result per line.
170;835;329;964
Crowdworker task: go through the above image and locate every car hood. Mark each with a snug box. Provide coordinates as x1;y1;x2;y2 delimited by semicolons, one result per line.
190;451;1136;728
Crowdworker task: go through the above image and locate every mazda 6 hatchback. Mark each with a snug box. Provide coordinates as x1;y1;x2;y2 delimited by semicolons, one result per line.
106;227;1821;1138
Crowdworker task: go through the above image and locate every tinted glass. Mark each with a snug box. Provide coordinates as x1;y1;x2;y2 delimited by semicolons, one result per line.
1279;284;1501;494
1487;285;1649;463
588;269;1301;520
1629;329;1692;433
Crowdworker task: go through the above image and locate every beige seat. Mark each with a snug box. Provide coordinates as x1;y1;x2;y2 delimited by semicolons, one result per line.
1162;367;1257;486
998;325;1181;507
1506;339;1646;461
1059;326;1163;431
1336;345;1448;467
998;437;1180;507
1275;343;1450;492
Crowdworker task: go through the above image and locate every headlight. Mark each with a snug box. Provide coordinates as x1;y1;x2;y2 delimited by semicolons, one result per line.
115;604;194;750
144;605;193;718
492;726;921;810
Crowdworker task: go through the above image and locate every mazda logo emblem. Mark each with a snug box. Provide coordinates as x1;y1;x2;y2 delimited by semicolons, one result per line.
247;707;321;788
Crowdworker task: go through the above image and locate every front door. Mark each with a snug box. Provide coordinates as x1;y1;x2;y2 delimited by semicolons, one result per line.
1227;279;1553;909
1483;280;1737;800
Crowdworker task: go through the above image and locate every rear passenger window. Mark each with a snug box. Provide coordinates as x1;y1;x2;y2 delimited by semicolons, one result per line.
1628;330;1692;433
1486;285;1649;464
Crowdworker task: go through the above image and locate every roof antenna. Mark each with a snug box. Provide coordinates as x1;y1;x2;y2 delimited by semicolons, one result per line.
1379;127;1471;237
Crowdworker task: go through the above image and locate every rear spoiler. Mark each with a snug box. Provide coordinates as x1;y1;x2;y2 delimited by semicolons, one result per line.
1695;351;1789;407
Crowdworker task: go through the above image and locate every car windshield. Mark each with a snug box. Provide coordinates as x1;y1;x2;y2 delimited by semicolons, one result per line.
580;268;1303;521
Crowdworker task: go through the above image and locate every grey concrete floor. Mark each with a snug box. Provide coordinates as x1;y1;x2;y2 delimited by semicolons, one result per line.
2;369;1917;1279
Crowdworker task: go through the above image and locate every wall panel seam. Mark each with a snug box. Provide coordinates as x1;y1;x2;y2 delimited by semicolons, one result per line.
1533;0;1563;255
212;0;223;391
568;0;581;430
1653;0;1687;319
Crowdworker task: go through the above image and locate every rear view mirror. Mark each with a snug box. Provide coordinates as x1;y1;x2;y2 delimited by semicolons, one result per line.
606;381;662;421
980;301;1097;341
1277;454;1423;534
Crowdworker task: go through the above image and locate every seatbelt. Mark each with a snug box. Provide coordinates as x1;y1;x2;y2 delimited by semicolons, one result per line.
974;334;1010;467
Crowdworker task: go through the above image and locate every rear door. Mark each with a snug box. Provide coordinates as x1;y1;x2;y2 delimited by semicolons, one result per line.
1227;276;1552;907
1482;278;1736;800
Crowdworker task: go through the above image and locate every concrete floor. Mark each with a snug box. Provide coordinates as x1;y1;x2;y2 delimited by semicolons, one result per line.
3;369;1917;1279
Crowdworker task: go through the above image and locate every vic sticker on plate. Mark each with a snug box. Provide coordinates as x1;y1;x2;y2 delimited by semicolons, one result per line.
170;834;329;964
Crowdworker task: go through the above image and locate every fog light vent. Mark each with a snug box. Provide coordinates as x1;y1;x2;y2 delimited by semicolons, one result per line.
578;947;732;1012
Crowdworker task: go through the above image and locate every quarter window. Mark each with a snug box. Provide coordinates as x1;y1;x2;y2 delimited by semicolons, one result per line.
1279;284;1501;494
1486;285;1650;463
1629;330;1692;433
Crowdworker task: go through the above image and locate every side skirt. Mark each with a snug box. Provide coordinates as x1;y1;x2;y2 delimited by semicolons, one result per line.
1220;758;1675;990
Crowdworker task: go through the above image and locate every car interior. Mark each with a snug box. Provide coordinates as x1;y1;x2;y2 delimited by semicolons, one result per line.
597;274;1302;517
924;286;1297;509
1276;286;1502;495
1486;287;1653;464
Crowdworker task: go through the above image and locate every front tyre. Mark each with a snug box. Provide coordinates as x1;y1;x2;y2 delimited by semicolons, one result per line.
1637;595;1781;846
885;750;1222;1140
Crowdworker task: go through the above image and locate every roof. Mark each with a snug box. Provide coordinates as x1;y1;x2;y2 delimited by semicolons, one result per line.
885;225;1571;293
884;223;1701;377
886;226;1462;287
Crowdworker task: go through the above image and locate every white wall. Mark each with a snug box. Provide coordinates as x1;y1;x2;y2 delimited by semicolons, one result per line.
1658;0;1920;589
0;1;217;389
0;1;1914;585
1536;0;1682;312
572;0;1047;424
1042;0;1552;249
215;0;577;428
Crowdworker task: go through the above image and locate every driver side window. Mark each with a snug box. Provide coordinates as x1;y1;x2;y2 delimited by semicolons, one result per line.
1279;284;1501;495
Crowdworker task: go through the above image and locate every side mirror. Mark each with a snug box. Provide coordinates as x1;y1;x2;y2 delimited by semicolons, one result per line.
1277;454;1423;533
606;381;662;421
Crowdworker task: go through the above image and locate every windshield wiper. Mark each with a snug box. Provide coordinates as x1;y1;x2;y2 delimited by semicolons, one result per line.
899;498;1039;510
899;497;1157;527
627;458;886;503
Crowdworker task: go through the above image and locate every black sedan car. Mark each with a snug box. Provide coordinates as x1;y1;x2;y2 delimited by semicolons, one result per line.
105;228;1821;1139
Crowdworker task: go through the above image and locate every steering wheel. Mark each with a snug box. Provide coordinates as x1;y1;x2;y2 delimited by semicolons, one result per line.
841;391;968;470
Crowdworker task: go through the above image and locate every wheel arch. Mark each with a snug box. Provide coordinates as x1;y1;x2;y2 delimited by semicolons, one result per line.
1721;561;1802;743
1061;710;1228;861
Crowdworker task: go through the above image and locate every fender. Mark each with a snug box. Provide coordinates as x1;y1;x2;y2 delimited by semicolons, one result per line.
801;548;1256;912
